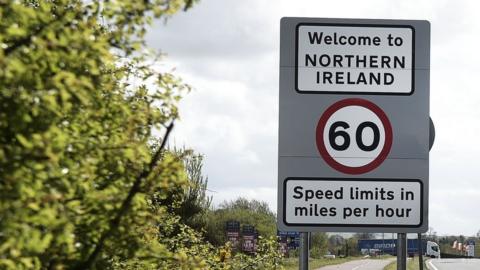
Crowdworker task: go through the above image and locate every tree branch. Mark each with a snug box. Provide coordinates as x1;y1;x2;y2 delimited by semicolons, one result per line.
74;121;175;270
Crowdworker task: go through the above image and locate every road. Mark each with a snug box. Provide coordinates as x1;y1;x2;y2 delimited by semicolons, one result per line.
427;258;480;270
315;258;395;270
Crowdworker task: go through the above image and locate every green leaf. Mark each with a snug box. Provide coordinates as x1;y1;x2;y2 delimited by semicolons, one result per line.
15;134;33;149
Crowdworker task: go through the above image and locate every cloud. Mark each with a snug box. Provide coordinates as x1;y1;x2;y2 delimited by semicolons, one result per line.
147;0;278;60
170;69;277;189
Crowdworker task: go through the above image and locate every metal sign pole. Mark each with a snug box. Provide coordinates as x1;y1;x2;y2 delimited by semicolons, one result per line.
418;233;424;270
299;232;309;270
397;233;407;270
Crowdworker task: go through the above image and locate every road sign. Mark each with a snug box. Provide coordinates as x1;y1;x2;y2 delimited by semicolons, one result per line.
278;17;430;233
277;231;301;251
467;241;475;257
226;221;241;250
315;98;393;174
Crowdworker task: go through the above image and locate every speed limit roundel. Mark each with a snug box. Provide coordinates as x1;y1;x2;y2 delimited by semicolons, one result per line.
316;98;393;174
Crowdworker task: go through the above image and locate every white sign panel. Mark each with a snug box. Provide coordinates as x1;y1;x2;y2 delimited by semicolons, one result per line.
316;98;392;175
296;24;413;94
284;178;422;227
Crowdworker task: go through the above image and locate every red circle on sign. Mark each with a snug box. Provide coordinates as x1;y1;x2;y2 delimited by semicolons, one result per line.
316;98;393;175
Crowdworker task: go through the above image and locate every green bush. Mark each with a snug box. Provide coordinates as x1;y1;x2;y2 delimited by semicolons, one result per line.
0;1;284;269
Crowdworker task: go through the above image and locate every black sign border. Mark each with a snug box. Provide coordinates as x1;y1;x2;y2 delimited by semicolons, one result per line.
295;23;416;95
283;177;423;228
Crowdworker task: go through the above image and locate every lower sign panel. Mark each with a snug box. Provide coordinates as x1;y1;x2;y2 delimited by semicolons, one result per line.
284;178;422;227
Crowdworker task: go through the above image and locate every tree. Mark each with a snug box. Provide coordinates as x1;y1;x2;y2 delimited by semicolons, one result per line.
205;198;277;246
328;234;345;255
0;1;286;269
310;232;328;258
345;236;360;257
155;148;212;231
179;151;212;230
0;0;197;269
425;227;438;241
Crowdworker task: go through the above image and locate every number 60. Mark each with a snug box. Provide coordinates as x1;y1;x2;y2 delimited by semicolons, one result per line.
329;121;380;152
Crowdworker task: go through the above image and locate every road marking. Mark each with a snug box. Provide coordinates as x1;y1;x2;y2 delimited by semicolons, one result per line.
427;259;439;270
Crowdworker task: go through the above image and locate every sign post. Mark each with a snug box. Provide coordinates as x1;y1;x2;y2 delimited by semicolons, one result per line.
278;17;430;269
397;233;407;270
299;232;309;270
418;233;424;270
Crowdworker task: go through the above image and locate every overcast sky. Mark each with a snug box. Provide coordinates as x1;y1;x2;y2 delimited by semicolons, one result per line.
146;0;480;236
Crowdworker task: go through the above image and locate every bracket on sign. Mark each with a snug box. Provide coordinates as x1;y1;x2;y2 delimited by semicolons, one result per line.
429;117;435;151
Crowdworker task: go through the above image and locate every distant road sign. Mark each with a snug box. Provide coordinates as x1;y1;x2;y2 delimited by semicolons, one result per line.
316;98;392;174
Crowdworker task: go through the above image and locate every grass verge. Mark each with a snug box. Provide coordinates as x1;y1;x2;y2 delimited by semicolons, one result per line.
383;257;427;270
282;256;363;270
